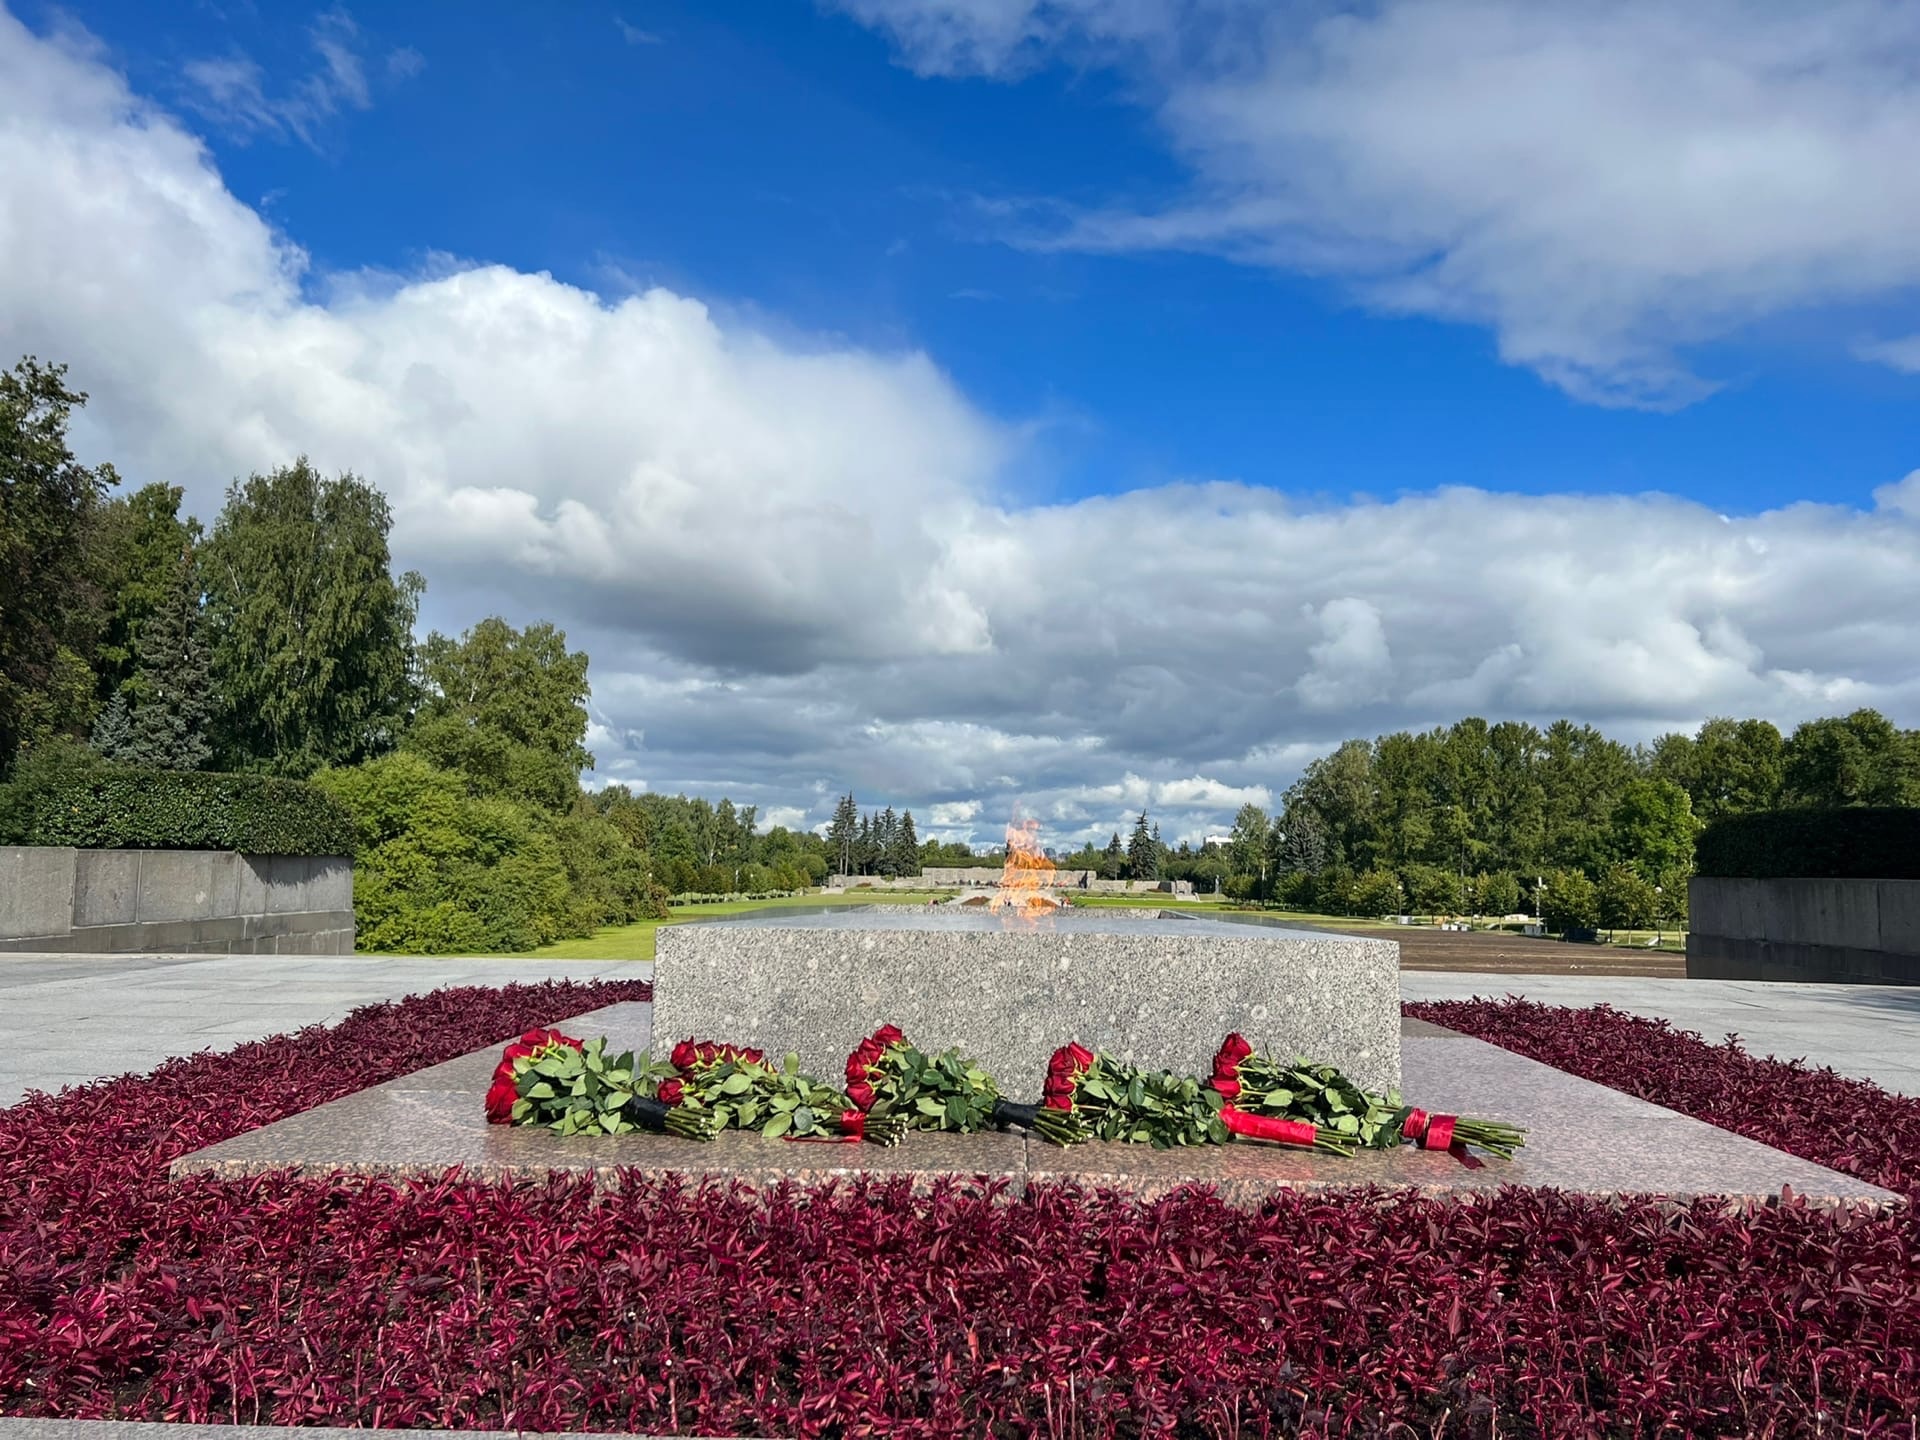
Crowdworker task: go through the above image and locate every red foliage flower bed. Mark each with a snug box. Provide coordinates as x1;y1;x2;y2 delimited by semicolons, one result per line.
3;986;1918;1436
1405;997;1920;1198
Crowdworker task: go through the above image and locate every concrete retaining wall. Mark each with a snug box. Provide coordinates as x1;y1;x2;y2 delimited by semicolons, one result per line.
0;847;354;955
1687;876;1920;985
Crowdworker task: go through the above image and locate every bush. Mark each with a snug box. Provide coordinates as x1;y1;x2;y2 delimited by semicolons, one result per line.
312;753;574;953
1695;806;1920;879
0;741;354;854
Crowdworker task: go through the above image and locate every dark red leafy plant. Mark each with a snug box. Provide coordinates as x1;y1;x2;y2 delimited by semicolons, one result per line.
1;986;1917;1436
1405;996;1920;1198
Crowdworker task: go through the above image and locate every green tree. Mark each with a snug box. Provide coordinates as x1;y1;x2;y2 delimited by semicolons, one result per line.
549;803;663;929
827;793;858;877
89;691;133;760
1402;863;1464;915
1275;803;1330;877
120;545;212;770
1226;802;1271;886
1100;830;1124;879
1539;868;1599;934
1126;810;1159;881
1597;863;1659;932
1691;717;1784;820
1;358;118;771
201;459;422;776
893;809;920;876
1609;778;1696;876
1287;739;1375;870
1783;710;1920;808
1349;868;1405;918
406;616;591;812
1473;871;1522;917
89;481;201;705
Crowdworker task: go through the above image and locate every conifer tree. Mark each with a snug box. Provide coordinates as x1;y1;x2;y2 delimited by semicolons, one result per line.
122;546;211;770
894;809;920;876
876;806;899;875
1127;811;1159;881
827;792;859;877
89;690;132;760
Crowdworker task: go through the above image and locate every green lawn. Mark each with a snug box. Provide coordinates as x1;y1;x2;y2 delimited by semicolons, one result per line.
520;891;958;959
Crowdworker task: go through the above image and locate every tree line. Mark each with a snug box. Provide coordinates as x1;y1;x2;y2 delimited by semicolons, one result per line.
9;355;1916;943
1202;712;1918;928
1;357;827;951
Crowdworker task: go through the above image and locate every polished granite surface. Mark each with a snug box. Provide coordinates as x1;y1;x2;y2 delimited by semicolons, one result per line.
171;1002;1901;1212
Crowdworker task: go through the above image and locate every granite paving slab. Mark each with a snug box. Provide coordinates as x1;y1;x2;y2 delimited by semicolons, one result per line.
171;1005;1900;1212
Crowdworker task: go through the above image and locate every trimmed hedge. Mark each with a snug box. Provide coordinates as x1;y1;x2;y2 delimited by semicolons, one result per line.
1695;806;1920;880
4;763;355;856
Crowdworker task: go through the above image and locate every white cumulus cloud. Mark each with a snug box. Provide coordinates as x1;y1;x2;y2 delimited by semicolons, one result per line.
3;6;1918;847
843;0;1920;408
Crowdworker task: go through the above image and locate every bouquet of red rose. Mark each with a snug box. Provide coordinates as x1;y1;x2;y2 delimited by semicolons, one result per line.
1041;1042;1237;1149
488;1029;718;1140
844;1025;1086;1144
673;1036;907;1145
1210;1033;1524;1160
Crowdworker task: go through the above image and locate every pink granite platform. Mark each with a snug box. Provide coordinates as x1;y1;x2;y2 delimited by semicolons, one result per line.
170;1003;1901;1211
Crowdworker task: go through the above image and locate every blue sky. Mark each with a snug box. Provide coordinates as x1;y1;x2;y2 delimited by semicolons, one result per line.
56;0;1920;512
3;1;1918;843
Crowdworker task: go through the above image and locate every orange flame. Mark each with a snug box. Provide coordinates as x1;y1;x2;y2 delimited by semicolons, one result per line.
989;816;1064;917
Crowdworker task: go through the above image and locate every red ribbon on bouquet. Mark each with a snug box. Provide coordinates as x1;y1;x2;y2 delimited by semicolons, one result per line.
1403;1108;1483;1169
1218;1105;1317;1148
783;1109;867;1144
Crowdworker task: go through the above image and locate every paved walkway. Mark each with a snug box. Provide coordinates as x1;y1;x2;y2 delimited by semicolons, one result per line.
1402;971;1920;1096
0;952;644;1106
3;953;1916;1106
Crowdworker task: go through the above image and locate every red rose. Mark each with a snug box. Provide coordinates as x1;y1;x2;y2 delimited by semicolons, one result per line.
485;1075;519;1124
1044;1091;1073;1111
521;1028;582;1051
1067;1042;1095;1069
737;1046;765;1066
1213;1033;1253;1078
658;1077;685;1107
874;1024;904;1047
671;1039;697;1070
1212;1077;1241;1101
846;1080;876;1111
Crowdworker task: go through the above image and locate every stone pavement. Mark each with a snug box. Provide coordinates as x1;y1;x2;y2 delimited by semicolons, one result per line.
1402;970;1920;1097
0;952;644;1106
2;951;1916;1106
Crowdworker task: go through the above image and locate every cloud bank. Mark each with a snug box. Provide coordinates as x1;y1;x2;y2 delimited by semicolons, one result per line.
841;0;1920;408
2;7;1918;847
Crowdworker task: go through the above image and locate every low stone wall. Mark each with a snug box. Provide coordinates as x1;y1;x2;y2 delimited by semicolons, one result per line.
1687;876;1920;985
0;846;354;955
